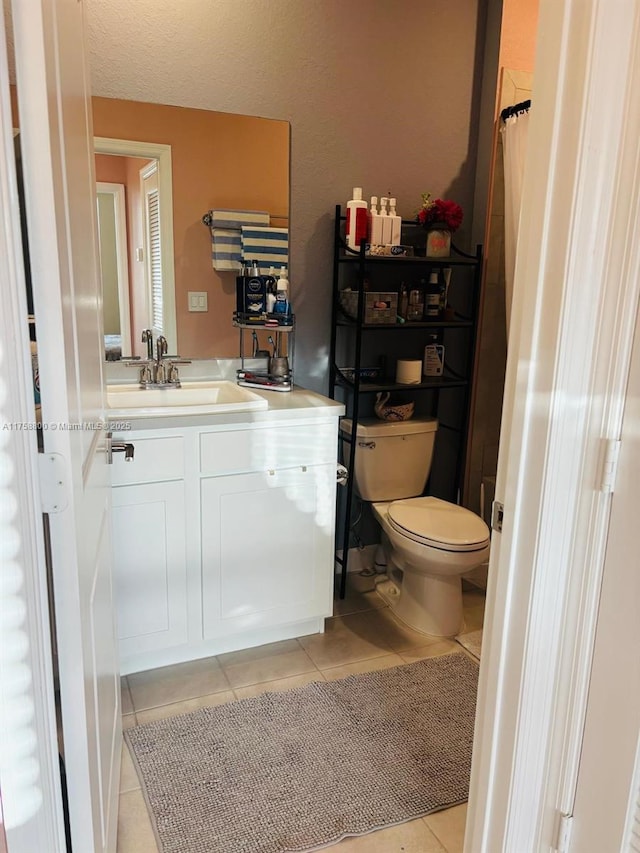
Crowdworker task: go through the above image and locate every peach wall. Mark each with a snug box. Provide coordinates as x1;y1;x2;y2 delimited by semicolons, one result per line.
95;153;127;184
92;97;289;358
499;0;540;73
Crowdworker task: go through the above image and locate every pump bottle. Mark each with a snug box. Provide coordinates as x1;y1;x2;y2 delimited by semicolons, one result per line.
379;197;391;245
346;187;368;251
388;198;402;246
274;266;291;315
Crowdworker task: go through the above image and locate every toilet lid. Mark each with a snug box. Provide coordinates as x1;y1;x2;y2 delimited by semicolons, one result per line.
388;497;490;552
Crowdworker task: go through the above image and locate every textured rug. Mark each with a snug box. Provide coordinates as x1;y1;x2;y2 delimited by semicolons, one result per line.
125;652;478;853
455;630;483;660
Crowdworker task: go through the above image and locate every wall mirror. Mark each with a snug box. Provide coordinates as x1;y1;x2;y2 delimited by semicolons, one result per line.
92;97;290;361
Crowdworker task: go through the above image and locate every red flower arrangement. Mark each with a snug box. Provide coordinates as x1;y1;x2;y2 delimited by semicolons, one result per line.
416;192;464;232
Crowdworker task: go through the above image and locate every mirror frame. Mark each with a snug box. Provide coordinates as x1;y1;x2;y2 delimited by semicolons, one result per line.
94;136;178;354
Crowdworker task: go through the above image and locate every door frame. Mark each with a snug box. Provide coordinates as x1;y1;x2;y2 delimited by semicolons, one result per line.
96;181;132;357
94;137;177;352
466;0;640;849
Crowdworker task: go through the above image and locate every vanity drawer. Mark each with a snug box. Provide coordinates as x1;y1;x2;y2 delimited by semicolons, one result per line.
200;423;337;476
110;436;184;485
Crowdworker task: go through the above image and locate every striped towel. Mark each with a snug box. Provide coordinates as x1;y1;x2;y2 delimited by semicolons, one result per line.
241;226;289;271
207;209;269;229
211;228;242;271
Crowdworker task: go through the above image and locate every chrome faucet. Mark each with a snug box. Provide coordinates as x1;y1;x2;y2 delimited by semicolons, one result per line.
141;329;154;360
124;330;190;388
155;335;168;384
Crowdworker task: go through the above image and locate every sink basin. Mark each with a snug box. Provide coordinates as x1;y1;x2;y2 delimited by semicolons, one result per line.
107;380;268;417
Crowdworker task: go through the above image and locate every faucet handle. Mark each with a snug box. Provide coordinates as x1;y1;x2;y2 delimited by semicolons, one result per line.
139;363;152;385
167;363;180;384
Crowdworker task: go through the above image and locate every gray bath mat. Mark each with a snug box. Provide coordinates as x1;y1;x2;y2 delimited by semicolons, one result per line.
125;652;478;853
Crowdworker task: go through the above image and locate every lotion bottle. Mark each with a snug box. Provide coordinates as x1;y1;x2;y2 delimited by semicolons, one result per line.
388;198;402;246
346;187;368;251
274;266;290;315
368;196;384;245
379;197;392;245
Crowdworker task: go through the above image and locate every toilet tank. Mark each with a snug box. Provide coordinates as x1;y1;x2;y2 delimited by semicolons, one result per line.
340;417;438;501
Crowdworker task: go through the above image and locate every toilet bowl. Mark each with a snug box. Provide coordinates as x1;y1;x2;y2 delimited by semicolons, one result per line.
340;417;490;637
372;498;490;636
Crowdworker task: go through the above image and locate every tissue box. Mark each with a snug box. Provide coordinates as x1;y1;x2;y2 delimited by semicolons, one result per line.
340;291;398;324
339;366;381;382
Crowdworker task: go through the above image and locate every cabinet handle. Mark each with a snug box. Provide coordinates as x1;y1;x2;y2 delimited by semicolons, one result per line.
106;431;135;464
358;440;376;450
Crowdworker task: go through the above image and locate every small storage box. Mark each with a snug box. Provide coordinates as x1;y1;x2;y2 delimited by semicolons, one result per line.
340;291;399;324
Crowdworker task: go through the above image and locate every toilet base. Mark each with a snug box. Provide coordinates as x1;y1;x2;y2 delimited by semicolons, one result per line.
378;569;464;638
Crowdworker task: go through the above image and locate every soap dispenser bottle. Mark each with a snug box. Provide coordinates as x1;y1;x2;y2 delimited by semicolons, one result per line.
274;266;291;316
368;196;384;245
388;198;402;246
346;187;368;251
379;197;391;245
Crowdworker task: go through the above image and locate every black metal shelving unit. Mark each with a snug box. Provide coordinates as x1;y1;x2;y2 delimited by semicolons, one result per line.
329;204;483;598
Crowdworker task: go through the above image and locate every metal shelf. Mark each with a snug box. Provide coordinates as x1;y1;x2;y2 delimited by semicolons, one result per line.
329;203;484;599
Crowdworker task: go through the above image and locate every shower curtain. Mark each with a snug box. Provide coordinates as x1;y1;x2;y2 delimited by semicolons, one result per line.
500;101;531;337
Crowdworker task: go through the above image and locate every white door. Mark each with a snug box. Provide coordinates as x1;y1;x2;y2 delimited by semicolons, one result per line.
12;1;121;851
569;298;640;851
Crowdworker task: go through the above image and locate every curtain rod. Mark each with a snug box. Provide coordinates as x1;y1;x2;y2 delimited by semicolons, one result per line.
500;99;531;122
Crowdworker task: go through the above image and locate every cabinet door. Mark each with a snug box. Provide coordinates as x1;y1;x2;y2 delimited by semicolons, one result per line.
112;481;188;664
201;464;335;639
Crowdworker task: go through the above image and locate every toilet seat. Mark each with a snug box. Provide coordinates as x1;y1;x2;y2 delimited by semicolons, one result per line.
387;497;490;553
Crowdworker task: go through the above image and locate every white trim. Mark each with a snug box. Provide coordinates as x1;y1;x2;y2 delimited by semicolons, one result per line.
94;136;177;353
467;1;640;850
0;10;66;850
96;181;132;356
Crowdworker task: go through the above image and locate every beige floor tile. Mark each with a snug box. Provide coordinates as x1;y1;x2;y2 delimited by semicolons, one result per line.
332;572;388;617
121;713;137;731
330;816;446;852
135;689;236;724
218;643;317;689
233;670;324;700
119;742;140;794
423;803;468;853
127;656;229;711
120;677;134;715
399;640;459;663
321;653;405;681
348;606;449;654
217;638;300;667
298;611;394;669
116;789;158;852
462;605;485;632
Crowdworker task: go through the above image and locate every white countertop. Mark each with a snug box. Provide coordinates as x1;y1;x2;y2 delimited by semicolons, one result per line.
107;384;344;432
105;358;344;431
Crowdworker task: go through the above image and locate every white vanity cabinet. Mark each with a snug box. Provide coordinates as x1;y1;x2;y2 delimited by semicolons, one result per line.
199;423;338;640
109;401;342;675
110;436;188;664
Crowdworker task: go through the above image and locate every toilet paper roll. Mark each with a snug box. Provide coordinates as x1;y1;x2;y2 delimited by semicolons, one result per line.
395;359;422;384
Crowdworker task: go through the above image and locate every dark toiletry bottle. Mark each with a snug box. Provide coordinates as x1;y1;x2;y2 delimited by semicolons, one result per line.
424;271;442;319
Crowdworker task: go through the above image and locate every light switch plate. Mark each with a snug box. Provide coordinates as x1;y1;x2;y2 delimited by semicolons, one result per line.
188;291;208;312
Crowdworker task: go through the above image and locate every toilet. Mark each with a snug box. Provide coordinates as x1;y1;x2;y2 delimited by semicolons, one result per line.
341;417;490;637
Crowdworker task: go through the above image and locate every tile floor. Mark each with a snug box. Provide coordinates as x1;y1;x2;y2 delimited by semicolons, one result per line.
117;575;485;853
